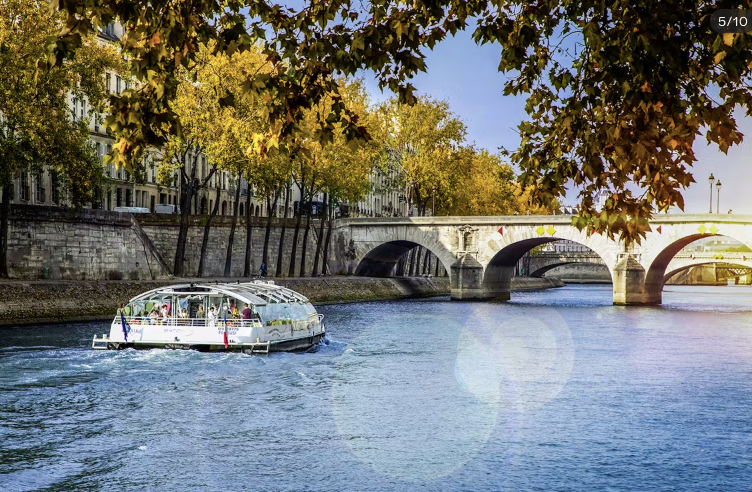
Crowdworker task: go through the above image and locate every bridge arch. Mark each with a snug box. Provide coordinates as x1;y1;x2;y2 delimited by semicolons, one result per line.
481;237;614;301
352;229;456;278
641;231;752;303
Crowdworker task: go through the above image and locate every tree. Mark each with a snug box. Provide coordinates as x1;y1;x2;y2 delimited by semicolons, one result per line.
0;0;122;277
377;97;468;216
154;45;269;276
448;149;557;216
52;1;752;242
293;78;378;276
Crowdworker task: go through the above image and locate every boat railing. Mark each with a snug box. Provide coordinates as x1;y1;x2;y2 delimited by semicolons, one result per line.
118;316;262;328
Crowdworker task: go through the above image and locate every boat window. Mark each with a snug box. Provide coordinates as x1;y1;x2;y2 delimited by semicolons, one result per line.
255;302;312;324
136;295;173;317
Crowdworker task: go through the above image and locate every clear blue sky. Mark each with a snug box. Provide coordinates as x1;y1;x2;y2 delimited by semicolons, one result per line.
357;29;752;215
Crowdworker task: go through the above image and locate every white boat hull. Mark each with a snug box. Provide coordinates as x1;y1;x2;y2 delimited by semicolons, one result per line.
93;318;325;353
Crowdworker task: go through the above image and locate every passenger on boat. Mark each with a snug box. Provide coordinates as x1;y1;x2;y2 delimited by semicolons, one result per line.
207;307;217;327
242;303;252;320
196;306;206;318
149;309;160;323
231;306;240;319
179;309;188;319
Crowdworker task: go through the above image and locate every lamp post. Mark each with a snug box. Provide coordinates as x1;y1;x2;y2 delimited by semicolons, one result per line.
716;180;722;215
708;173;715;213
432;185;436;216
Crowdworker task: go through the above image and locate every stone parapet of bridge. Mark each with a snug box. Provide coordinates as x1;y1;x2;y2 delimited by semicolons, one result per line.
331;214;752;305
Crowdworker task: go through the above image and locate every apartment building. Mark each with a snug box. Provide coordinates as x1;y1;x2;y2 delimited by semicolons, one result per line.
4;22;297;219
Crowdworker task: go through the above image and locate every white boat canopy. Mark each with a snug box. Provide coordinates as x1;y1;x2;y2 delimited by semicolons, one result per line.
128;282;310;307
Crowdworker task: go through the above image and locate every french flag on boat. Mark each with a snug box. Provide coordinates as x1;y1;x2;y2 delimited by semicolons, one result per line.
223;314;229;349
120;311;131;342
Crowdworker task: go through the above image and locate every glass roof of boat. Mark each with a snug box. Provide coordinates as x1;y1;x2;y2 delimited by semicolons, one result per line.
128;281;310;306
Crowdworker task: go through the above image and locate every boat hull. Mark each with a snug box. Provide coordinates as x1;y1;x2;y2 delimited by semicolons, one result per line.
95;332;326;353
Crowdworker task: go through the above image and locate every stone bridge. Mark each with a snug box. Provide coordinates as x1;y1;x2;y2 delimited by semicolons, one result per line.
331;214;752;305
527;251;752;282
662;252;752;283
527;251;605;277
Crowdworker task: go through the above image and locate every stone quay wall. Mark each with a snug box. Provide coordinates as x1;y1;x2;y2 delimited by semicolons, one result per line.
137;214;321;278
7;206;163;280
6;205;327;280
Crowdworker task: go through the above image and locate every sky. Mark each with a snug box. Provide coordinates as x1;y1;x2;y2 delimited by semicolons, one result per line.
356;29;752;215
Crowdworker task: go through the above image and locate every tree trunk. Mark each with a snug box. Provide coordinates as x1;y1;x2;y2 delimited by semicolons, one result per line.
223;171;243;277
312;193;327;276
0;186;10;278
262;190;279;271
173;184;193;276
408;247;417;276
243;190;253;277
198;185;221;277
299;194;313;277
275;181;291;276
172;152;202;276
288;179;305;277
322;195;333;276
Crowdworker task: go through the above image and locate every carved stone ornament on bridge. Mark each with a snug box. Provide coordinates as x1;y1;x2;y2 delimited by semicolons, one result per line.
344;239;356;260
457;225;479;255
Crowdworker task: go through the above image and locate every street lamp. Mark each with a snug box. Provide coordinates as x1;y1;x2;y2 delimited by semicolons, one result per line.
708;173;715;213
716;180;722;214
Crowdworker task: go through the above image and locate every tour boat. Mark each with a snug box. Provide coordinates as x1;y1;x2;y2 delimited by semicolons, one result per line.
92;281;325;353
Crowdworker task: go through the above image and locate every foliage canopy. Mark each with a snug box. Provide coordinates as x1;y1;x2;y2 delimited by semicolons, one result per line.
50;0;752;242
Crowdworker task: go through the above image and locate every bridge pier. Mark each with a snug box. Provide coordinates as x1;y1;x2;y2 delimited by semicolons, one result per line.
450;254;490;300
612;254;662;305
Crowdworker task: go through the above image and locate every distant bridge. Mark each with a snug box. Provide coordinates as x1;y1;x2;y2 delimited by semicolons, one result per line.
330;214;752;305
526;250;752;283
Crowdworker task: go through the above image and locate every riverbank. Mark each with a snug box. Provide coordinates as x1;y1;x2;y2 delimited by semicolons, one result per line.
0;275;563;326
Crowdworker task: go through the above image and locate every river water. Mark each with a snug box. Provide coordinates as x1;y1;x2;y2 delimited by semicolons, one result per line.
1;285;751;491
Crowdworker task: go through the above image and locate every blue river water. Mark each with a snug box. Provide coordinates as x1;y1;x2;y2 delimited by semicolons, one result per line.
1;284;751;491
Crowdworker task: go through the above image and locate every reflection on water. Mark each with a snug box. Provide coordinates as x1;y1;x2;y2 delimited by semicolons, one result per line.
1;285;752;491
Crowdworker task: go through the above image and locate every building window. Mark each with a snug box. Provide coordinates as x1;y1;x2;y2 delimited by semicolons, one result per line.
20;172;30;201
50;170;60;205
35;174;46;204
116;76;121;94
116;188;122;207
106;73;111;94
80;100;85;119
125;188;132;206
72;98;78;121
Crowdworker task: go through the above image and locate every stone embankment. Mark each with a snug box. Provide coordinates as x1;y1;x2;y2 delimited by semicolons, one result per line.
0;276;563;326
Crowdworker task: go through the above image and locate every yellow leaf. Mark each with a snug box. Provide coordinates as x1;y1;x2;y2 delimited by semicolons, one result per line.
723;32;735;46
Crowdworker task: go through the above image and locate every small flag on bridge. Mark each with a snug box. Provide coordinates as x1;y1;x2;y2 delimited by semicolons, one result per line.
656;225;662;234
497;226;504;236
